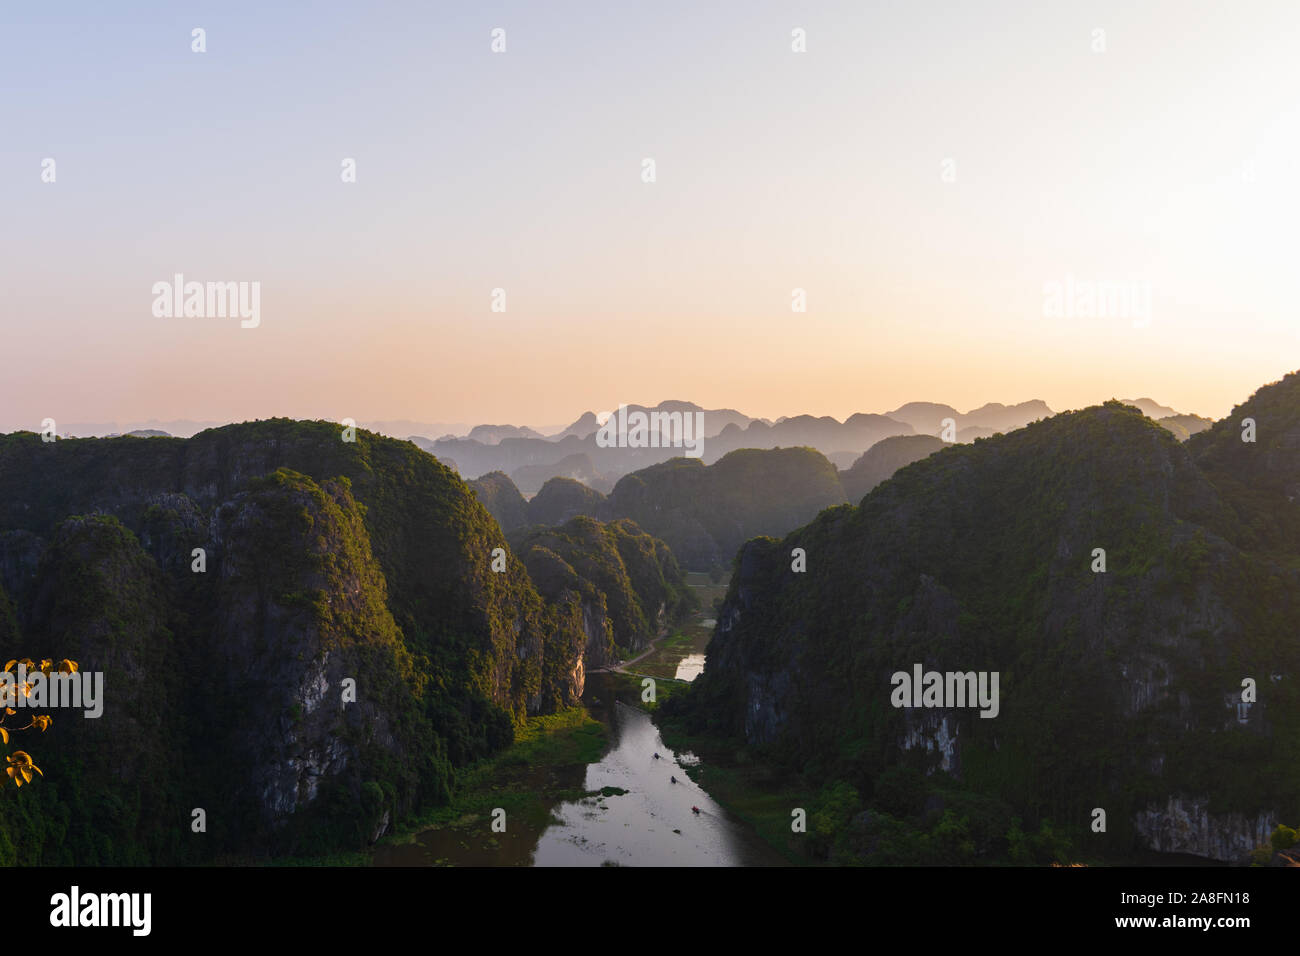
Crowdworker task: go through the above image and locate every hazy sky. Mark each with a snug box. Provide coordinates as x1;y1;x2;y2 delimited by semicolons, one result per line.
3;0;1298;431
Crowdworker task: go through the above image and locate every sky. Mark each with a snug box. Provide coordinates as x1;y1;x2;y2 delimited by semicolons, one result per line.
2;0;1298;432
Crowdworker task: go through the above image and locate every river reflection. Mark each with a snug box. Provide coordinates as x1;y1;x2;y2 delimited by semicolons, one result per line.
674;654;706;681
533;688;782;866
373;673;783;866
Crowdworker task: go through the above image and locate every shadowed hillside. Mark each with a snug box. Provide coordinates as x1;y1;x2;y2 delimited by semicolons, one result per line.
672;378;1300;864
0;421;590;862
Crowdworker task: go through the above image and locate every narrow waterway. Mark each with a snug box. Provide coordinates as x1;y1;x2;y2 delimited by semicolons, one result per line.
373;672;784;866
532;674;784;865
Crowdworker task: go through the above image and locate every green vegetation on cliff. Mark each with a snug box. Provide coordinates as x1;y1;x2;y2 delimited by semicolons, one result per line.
527;477;606;528
671;387;1300;864
466;447;849;575
513;516;695;662
607;447;847;571
467;471;529;533
0;419;590;863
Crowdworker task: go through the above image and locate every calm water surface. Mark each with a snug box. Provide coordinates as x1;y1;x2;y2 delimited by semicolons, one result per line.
374;673;783;866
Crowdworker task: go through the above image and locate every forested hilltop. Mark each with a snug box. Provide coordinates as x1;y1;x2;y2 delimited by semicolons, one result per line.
0;420;689;863
670;374;1300;864
511;516;696;669
472;447;849;572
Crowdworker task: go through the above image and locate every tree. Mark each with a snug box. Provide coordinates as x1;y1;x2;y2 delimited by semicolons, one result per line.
0;658;78;787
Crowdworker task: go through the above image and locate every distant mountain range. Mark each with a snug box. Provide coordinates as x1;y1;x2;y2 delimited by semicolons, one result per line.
44;398;1204;506
420;396;1211;493
416;399;1048;488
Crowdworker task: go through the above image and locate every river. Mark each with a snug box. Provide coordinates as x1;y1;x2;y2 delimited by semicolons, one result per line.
373;672;784;866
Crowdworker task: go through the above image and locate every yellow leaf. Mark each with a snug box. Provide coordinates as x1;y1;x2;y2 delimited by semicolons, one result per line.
0;727;7;744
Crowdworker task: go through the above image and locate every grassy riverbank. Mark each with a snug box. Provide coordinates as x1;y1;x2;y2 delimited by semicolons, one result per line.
235;706;606;866
628;623;711;680
371;707;606;857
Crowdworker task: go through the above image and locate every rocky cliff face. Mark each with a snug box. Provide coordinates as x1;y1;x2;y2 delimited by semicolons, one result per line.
680;382;1300;863
1133;795;1276;861
0;420;590;862
206;471;420;833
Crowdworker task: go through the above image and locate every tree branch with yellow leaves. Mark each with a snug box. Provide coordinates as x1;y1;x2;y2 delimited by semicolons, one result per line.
0;658;78;788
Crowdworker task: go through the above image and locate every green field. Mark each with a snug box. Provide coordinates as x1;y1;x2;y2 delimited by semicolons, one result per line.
627;573;726;680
